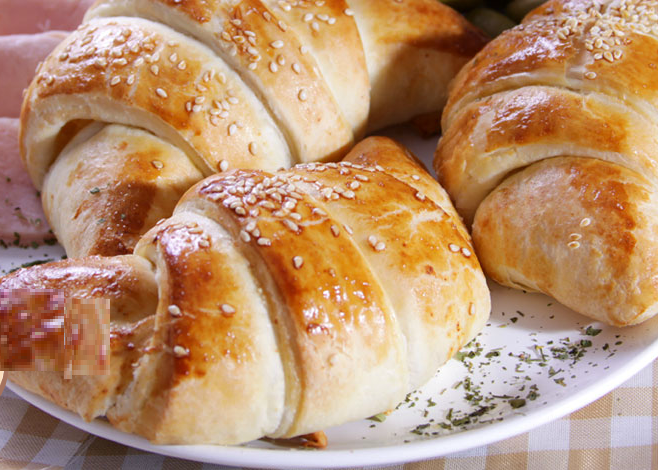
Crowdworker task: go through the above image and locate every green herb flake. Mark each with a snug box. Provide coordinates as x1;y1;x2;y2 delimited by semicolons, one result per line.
368;413;387;423
585;326;602;336
509;398;526;409
90;187;101;195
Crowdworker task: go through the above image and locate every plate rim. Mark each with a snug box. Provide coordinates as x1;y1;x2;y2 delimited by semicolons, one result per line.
8;331;658;469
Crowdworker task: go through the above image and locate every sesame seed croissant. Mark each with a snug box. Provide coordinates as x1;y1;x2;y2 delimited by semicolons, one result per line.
5;137;490;445
435;0;658;326
20;0;486;258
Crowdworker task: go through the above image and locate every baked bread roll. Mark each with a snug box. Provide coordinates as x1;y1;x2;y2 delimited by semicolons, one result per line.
6;137;490;445
20;0;487;257
435;0;658;326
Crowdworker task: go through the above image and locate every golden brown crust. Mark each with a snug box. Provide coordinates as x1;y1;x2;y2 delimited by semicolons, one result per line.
44;124;204;257
85;0;357;163
20;0;486;258
473;157;658;326
436;0;658;325
4;255;158;420
5;136;490;445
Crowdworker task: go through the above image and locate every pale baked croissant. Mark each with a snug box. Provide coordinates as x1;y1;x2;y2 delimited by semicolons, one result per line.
20;0;487;258
5;137;490;445
435;0;658;326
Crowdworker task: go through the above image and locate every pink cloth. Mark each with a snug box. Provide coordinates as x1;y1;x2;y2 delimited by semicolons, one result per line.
0;31;67;118
0;0;95;35
0;118;51;246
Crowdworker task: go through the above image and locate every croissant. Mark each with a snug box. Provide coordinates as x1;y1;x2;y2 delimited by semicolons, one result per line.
435;0;658;326
20;0;487;258
5;137;490;445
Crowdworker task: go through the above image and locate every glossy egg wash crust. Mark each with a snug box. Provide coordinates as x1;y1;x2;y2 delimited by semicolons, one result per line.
5;137;490;446
20;0;487;258
435;0;658;326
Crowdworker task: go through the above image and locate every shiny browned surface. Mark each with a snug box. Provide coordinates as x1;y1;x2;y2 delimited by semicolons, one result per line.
442;0;658;129
86;0;356;163
366;0;486;56
185;167;406;436
0;290;67;371
4;136;490;444
473;157;658;326
42;124;203;257
4;255;158;420
435;0;658;326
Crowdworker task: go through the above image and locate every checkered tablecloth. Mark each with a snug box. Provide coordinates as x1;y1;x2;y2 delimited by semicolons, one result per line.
1;360;656;470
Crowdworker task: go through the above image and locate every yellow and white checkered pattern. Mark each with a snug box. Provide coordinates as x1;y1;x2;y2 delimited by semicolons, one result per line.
1;361;656;470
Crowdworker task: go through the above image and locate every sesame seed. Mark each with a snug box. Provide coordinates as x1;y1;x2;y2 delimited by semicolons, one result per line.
461;247;472;257
168;305;182;317
344;8;354;16
331;225;340;237
269;61;279;73
311;21;320;32
228;124;238;136
580;217;592;227
270;40;284;49
411;175;421;181
151;160;164;170
169;52;178;62
570;233;582;240
235;207;247;216
312;207;327;217
415;191;426;201
156;88;168;98
249;142;257;155
150;64;159;75
344;224;353;235
292;63;301;74
448;243;460;252
293;256;304;269
375;242;386;252
173;345;189;358
298;89;308;101
198;239;210;248
300;45;309;54
469;304;475;316
240;230;251;243
257;237;272;246
110;76;121;86
177;60;187;70
585;71;597;79
355;174;369;182
221;303;236;315
126;74;135;85
342;190;355;199
568;241;581;249
284;220;299;231
219;160;229;172
368;235;378;247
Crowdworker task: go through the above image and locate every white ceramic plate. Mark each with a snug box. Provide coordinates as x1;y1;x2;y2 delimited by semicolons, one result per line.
4;126;658;468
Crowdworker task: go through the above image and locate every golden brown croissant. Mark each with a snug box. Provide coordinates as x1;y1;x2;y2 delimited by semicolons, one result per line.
5;137;490;445
20;0;487;258
435;0;658;326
